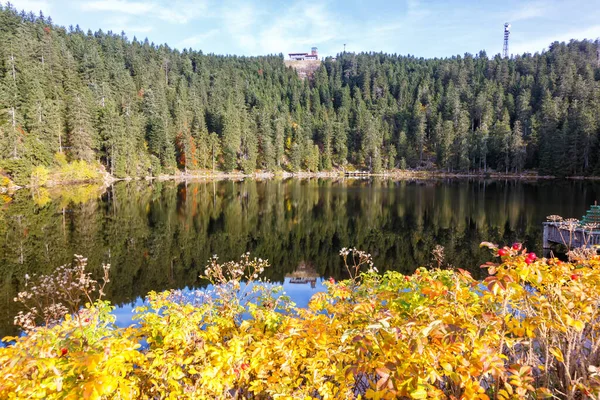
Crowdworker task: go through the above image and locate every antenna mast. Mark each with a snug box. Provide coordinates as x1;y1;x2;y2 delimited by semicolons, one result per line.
503;22;511;58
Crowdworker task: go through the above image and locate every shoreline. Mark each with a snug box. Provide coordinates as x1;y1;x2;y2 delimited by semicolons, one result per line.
119;169;556;182
10;168;600;193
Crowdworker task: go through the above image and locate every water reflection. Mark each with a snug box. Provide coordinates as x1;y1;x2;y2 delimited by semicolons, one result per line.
1;178;599;336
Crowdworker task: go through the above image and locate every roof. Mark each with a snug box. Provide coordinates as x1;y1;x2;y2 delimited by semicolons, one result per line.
581;204;600;225
289;53;309;56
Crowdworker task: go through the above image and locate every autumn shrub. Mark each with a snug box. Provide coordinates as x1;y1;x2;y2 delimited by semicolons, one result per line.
0;174;11;188
30;165;50;187
56;160;102;182
0;171;13;198
53;152;68;167
31;187;51;207
13;254;110;331
2;246;600;399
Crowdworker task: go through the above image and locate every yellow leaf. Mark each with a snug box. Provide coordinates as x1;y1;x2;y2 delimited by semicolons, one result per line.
100;378;118;395
565;314;573;326
566;315;585;332
549;347;564;362
83;382;100;400
410;387;428;399
518;266;530;280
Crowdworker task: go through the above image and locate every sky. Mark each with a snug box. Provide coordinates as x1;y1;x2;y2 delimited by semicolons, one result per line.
7;0;600;59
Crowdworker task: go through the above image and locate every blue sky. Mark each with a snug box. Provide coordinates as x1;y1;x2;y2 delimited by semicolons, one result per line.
7;0;600;58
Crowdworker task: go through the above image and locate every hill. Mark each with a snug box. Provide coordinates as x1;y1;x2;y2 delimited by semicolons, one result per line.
1;3;600;182
284;60;322;80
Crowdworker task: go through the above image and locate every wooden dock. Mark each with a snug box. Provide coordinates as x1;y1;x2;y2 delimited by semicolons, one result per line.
344;171;371;177
542;222;600;249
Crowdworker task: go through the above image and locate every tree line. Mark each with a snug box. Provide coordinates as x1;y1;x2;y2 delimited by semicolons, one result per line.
1;4;600;180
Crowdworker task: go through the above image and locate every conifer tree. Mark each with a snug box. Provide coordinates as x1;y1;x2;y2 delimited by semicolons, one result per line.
66;90;95;162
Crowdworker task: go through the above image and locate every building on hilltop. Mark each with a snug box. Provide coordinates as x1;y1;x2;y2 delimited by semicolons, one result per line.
288;47;318;61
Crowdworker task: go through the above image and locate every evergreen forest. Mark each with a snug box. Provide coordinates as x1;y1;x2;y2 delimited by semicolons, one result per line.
2;4;600;181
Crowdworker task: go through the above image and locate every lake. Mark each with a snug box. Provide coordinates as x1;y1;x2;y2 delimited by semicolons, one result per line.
1;178;598;337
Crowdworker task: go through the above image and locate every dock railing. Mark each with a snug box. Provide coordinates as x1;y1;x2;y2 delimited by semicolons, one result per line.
543;219;600;249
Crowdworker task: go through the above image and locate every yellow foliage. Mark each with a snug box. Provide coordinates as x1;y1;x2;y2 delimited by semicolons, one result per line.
54;152;68;167
2;246;600;398
0;175;11;188
32;188;51;207
50;184;105;207
30;165;50;186
55;160;102;183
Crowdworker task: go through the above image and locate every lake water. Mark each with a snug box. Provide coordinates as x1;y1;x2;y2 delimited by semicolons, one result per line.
1;178;598;337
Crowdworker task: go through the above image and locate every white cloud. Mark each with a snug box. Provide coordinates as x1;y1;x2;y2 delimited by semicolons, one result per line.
9;0;52;14
154;1;210;24
226;4;258;31
102;14;153;34
372;23;403;34
406;0;431;19
220;2;263;51
81;0;153;15
127;25;153;33
222;0;349;56
340;0;434;56
510;24;600;55
238;0;437;57
179;29;220;49
510;1;548;22
79;0;209;24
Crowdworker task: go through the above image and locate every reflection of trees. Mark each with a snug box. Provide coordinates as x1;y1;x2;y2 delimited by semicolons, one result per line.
1;179;600;336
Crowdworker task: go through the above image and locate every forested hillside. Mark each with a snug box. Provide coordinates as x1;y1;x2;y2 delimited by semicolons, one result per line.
1;4;600;182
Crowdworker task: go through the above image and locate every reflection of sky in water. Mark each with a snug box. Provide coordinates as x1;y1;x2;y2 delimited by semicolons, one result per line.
112;278;328;328
112;297;146;328
280;277;327;308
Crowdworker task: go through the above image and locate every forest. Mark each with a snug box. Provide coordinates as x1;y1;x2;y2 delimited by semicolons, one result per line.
1;4;600;183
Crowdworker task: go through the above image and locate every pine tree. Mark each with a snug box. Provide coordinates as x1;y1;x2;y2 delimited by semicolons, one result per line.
438;121;454;171
273;116;285;169
510;120;526;173
537;91;562;175
208;132;220;172
66;90;95;162
222;98;242;171
412;101;426;165
97;100;125;175
362;117;383;172
0;43;23;159
332;115;348;166
476;122;489;172
492;111;512;174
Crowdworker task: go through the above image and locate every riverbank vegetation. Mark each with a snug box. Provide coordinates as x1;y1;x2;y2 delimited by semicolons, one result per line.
2;244;600;398
2;5;600;184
